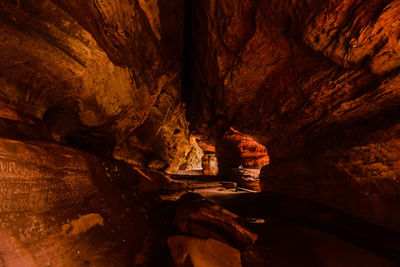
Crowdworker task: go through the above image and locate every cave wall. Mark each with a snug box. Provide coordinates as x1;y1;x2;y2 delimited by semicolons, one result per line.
0;0;399;236
0;0;197;172
0;113;159;266
186;0;400;230
0;1;202;263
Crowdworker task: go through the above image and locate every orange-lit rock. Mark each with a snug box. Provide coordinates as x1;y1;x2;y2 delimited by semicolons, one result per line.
186;0;400;230
217;128;269;170
173;193;257;248
202;153;219;176
0;0;196;171
1;0;400;264
0;126;155;266
216;128;268;190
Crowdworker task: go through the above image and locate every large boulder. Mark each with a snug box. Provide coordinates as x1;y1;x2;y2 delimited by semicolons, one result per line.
173;193;257;248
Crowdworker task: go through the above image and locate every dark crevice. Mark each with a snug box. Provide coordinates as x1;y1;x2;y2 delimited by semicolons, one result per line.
181;0;192;105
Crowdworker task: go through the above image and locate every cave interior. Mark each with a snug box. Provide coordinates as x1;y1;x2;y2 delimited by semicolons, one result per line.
0;0;400;266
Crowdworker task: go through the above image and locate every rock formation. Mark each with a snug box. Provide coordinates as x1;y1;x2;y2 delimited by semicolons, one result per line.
216;128;269;190
185;0;400;231
0;0;400;265
173;193;258;247
217;128;269;170
0;111;156;265
201;153;219;175
0;0;199;173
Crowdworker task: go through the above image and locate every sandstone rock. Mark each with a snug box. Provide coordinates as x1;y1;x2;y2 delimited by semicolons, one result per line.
174;193;257;248
232;168;261;191
0;102;160;265
131;166;187;194
185;0;400;230
0;134;154;265
168;235;242;267
178;136;204;172
202;153;219;175
216;129;268;190
192;133;216;154
0;0;197;171
0;0;400;262
217;128;269;170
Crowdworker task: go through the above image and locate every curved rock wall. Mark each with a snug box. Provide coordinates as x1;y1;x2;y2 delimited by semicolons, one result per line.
0;0;399;235
186;0;400;230
216;128;269;170
0;117;156;266
0;0;197;171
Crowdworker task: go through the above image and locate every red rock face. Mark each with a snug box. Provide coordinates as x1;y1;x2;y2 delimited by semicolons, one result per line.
0;0;198;172
214;128;268;190
0;121;157;266
0;1;400;262
217;128;269;170
186;0;400;230
202;153;218;175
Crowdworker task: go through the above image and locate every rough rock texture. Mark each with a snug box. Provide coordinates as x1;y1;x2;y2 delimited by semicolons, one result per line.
1;2;400;265
202;153;219;175
186;0;400;230
216;128;268;190
217;128;269;170
230;168;262;191
0;44;183;265
168;235;242;267
0;118;157;266
173;193;258;248
0;0;200;172
177;136;204;172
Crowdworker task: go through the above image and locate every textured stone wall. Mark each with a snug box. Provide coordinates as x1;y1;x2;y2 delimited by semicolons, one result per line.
0;0;400;234
216;128;269;170
0;0;197;171
0;122;156;266
186;0;400;230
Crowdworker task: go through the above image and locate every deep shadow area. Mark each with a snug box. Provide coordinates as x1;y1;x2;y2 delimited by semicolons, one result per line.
204;191;400;264
163;174;400;266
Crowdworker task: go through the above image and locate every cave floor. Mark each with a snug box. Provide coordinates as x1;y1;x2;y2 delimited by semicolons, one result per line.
164;175;400;267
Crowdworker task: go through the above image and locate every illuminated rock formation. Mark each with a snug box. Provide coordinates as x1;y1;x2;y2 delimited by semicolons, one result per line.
0;0;196;173
202;153;218;176
185;0;400;231
217;128;269;170
0;0;400;265
216;128;269;190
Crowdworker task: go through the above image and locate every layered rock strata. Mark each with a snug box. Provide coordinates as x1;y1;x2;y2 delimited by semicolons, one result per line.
186;0;400;230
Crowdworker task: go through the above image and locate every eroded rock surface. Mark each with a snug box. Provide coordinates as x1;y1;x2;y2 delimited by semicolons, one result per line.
173;193;257;248
0;0;199;172
0;0;400;264
202;153;219;176
217;128;269;170
0;125;154;266
216;128;269;190
185;0;400;230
